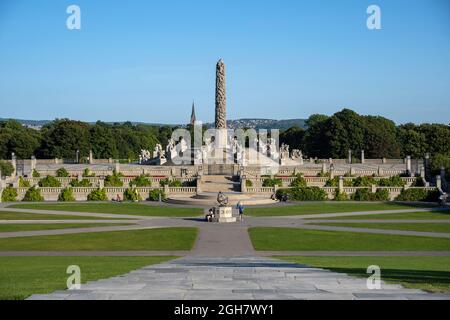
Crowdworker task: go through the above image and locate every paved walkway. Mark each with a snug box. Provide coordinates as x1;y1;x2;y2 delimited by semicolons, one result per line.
1;204;449;300
27;256;450;300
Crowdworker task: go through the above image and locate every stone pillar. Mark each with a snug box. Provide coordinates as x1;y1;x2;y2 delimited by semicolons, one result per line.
338;176;344;192
436;175;442;190
420;165;426;179
348;150;352;164
350;166;355;176
321;162;327;174
196;175;202;193
89;150;94;165
30;156;36;173
377;166;384;177
371;184;377;193
361;150;365;164
382;157;386;164
406;156;412;176
330;167;335;179
77;174;82;182
11;153;17;177
99;178;104;189
114;160;120;174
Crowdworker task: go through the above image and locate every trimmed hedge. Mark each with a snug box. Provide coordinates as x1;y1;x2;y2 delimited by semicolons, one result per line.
289;174;307;188
276;187;327;201
23;186;44;202
123;188;142;202
395;188;440;202
351;188;390;201
149;189;166;201
263;178;282;187
129;174;151;187
1;187;17;202
58;187;75;202
38;176;61;187
104;170;123;187
333;189;349;201
32;169;41;177
19;176;30;187
56;167;69;177
70;179;92;187
87;188;108;201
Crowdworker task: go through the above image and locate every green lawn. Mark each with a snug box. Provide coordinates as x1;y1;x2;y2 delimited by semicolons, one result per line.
246;202;433;217
0;256;176;300
309;210;450;220
0;223;132;233
276;256;450;292
0;211;125;220
9;203;203;217
314;222;450;233
249;227;450;251
0;227;198;251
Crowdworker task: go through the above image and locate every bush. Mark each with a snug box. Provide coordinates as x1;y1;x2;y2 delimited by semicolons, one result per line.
325;177;353;187
289;174;307;188
123;188;142;202
352;188;390;201
352;176;376;187
0;160;14;176
104;170;123;187
262;178;282;187
1;187;17;202
333;189;349;201
375;188;390;201
148;189;166;201
378;176;405;187
159;178;182;187
87;188;108;201
56;167;69;177
129;174;151;187
395;188;440;202
82;168;95;177
19;176;30;187
32;169;41;177
276;187;327;201
38;176;61;187
58;187;75;201
245;180;253;187
70;179;92;187
23;186;44;202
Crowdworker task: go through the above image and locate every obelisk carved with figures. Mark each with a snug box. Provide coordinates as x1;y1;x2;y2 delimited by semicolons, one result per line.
215;59;227;129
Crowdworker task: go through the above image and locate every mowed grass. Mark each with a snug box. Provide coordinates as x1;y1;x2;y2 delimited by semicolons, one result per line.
0;223;132;233
0;227;198;251
315;222;450;233
309;210;450;220
9;203;203;217
276;256;450;292
0;256;176;300
0;211;124;220
249;227;450;251
246;202;433;217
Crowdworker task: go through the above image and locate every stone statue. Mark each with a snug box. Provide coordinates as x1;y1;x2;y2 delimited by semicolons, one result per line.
217;191;229;207
215;59;226;129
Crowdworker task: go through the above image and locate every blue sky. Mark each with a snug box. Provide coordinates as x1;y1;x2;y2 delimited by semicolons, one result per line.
0;0;449;124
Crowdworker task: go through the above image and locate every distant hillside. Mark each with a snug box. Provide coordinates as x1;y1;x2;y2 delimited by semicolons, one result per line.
205;118;307;130
0;117;307;130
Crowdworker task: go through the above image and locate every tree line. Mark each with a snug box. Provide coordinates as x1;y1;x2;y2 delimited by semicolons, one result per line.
0;119;173;160
280;108;450;160
0;109;449;164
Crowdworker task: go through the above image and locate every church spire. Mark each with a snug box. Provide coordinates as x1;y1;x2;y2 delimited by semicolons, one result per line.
190;100;196;125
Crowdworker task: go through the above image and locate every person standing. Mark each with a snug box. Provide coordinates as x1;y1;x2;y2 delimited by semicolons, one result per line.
236;201;244;221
